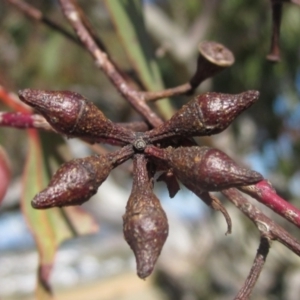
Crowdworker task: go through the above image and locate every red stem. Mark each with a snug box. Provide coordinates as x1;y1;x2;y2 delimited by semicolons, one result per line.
239;180;300;228
0;112;52;130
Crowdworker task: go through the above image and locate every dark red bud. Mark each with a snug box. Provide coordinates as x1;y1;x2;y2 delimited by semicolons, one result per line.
32;145;134;209
146;90;259;142
31;155;112;208
145;146;263;191
18;89;135;145
123;155;168;279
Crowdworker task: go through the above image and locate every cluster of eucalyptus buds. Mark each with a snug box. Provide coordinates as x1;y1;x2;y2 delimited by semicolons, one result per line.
18;88;263;279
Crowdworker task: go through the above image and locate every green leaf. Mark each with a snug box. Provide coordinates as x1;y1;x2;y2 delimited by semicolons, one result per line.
22;130;98;298
104;0;175;119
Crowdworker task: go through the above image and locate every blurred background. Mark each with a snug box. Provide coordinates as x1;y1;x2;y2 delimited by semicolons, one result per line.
0;0;300;299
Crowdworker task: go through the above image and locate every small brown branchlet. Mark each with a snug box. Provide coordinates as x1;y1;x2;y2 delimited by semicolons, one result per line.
123;154;168;279
267;0;283;62
266;0;300;61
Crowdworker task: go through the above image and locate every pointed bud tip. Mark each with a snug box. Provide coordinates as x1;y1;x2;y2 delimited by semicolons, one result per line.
31;192;52;209
18;89;33;104
247;169;264;183
242;90;260;103
18;89;56;111
137;263;154;279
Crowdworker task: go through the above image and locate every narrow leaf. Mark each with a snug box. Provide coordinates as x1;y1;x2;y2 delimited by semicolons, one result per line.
22;130;98;298
104;0;174;119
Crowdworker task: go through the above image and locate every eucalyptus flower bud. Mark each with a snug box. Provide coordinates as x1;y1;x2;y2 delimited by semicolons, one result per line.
145;146;263;191
32;146;134;209
18;89;135;145
123;154;168;279
146;90;259;142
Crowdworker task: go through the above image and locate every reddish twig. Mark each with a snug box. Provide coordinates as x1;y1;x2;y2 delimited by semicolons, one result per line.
0;111;147;144
222;188;300;256
234;237;271;300
141;83;192;102
0;112;53;131
58;0;163;127
239;180;300;229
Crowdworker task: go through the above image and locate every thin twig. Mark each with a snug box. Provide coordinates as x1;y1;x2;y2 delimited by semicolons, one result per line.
142;41;235;102
141;83;191;102
198;192;232;235
0;112;146;149
234;237;271;300
0;112;53;131
183;180;232;234
7;0;108;52
239;180;300;229
7;0;81;45
266;0;282;62
58;0;163;127
222;188;300;256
